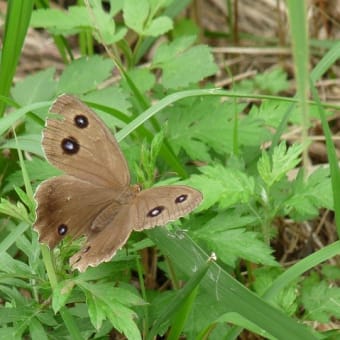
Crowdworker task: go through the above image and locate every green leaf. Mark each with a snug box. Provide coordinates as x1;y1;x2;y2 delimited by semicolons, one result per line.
78;282;143;338
189;164;255;210
144;16;173;36
202;228;277;267
31;6;114;38
0;198;30;223
87;1;126;44
11;68;56;105
0;222;29;258
1;134;43;157
0;101;49;136
234;68;290;95
253;267;298;316
0;0;33;116
166;97;269;161
3;158;61;194
153;40;217;88
153;35;196;63
148;261;210;339
301;273;340;323
52;280;76;313
122;68;156;95
29;318;49;340
57;56;114;94
85;292;107;330
258;142;304;187
123;0;149;34
148;227;317;339
284;167;333;220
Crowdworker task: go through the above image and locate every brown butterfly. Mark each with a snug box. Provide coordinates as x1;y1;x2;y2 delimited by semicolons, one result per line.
34;95;203;272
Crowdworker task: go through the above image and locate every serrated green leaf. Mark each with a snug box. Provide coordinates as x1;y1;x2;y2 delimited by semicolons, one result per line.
189;164;255;210
234;68;289;95
202;228;277;267
284;167;333;220
57;56;114;94
166;97;269;161
85;292;106;330
154;43;217;88
301;274;340;323
253;267;298;316
81;282;142;338
102;302;141;340
258;142;304;187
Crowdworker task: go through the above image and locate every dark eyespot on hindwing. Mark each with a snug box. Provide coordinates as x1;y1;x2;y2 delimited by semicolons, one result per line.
74;114;89;128
58;224;68;236
61;137;80;154
147;206;165;218
175;194;188;204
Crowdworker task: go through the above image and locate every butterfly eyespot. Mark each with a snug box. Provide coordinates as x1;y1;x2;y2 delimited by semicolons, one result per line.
147;206;165;217
175;194;188;204
58;224;68;236
74;256;81;264
61;137;80;154
74;115;89;128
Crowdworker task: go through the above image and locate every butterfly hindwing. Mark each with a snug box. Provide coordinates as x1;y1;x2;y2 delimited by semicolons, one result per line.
131;185;203;231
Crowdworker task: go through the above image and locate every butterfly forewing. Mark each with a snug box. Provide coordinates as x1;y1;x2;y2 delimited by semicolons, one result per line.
43;94;130;188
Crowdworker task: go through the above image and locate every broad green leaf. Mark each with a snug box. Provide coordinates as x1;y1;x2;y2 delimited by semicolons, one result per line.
123;0;149;34
153;35;196;64
144;16;173;36
31;6;118;41
11;68;56;105
154;43;217;89
57;56;114;94
1;134;43;156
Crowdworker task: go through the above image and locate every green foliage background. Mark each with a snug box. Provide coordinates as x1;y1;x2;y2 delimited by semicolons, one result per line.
0;0;339;339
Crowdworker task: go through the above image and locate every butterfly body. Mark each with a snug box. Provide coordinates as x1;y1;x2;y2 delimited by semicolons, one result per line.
34;95;202;272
